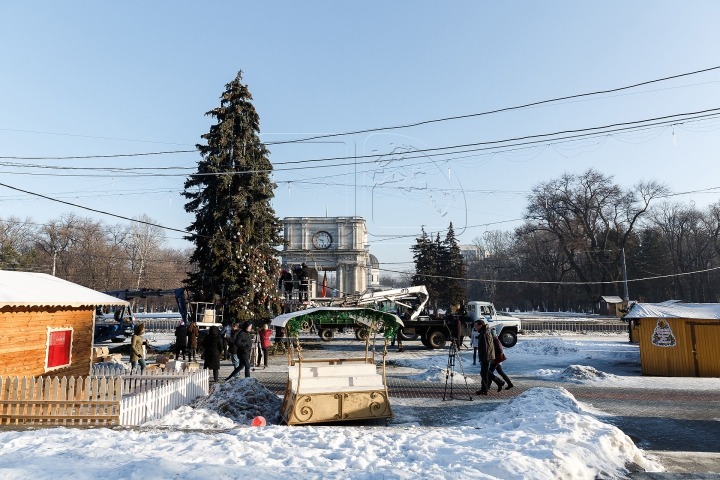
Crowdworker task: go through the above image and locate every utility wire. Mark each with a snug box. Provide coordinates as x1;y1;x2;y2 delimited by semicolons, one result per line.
264;64;720;145
0;150;195;160
3;106;719;169
0;182;189;235
380;264;720;285
3;108;719;178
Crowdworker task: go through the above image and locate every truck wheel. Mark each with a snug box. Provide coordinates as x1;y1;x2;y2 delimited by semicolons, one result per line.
500;329;517;348
319;329;334;342
398;329;419;341
427;331;447;349
355;328;369;341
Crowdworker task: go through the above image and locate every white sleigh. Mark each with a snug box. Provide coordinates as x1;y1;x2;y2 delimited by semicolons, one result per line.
271;308;401;425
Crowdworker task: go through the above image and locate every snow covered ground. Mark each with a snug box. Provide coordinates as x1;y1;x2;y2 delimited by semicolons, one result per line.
0;387;659;479
388;336;720;391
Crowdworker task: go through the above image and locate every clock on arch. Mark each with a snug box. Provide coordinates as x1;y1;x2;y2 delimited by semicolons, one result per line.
312;231;333;249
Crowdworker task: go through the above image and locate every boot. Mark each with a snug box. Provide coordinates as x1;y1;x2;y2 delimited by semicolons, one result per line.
505;381;514;390
475;390;488;396
496;379;506;392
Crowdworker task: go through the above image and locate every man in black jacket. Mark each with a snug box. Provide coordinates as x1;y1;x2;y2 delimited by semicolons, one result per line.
226;321;253;380
174;322;189;360
474;319;495;395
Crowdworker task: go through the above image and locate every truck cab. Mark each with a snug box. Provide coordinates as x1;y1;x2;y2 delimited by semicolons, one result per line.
467;301;521;347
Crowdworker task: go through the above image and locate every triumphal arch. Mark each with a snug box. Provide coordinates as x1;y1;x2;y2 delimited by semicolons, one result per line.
281;217;372;297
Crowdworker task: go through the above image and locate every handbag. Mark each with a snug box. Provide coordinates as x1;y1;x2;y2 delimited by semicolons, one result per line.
498;352;508;363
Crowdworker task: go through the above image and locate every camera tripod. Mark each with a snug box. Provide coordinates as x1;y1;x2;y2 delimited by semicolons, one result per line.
443;337;473;401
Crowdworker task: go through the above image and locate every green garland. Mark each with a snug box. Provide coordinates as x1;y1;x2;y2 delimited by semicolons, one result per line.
284;308;401;340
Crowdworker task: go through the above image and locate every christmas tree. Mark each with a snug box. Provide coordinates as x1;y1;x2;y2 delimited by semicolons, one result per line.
183;71;283;322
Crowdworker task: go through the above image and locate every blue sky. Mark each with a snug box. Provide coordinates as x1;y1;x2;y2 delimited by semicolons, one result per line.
1;2;720;268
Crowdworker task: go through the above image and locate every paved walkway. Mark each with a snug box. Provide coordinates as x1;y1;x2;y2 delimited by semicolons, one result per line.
215;337;720;475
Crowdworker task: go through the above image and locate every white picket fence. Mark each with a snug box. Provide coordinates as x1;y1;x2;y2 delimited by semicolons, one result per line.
1;368;209;426
119;369;210;426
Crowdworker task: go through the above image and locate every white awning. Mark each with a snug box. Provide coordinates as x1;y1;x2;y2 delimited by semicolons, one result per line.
625;302;720;320
0;271;129;308
271;307;404;328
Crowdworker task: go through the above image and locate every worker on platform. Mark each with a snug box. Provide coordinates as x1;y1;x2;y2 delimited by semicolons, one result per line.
298;262;312;301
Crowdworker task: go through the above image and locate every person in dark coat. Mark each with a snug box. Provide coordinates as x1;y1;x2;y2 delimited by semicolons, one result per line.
226;321;253;380
228;323;240;370
174;322;188;360
298;263;312;301
489;327;514;391
474;318;496;395
202;326;223;382
187;322;199;362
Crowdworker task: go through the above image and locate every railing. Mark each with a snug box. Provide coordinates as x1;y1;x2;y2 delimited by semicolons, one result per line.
0;369;210;426
521;320;629;334
120;369;209;425
143;318;182;333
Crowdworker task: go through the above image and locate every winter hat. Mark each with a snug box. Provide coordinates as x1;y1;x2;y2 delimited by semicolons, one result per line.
180;322;185;326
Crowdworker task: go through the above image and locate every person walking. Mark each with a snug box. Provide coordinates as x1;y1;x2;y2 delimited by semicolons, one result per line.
202;326;223;382
226;321;253;380
257;324;272;368
474;319;495;396
470;322;480;365
187;321;199;362
228;323;240;370
130;323;147;373
174;321;189;360
221;322;232;360
489;327;514;391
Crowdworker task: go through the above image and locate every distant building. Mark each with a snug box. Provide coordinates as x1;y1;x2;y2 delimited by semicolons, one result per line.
458;244;484;263
366;254;380;289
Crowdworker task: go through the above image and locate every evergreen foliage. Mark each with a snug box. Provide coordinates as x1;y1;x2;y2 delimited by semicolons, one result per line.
411;223;467;315
439;222;467;310
183;71;282;322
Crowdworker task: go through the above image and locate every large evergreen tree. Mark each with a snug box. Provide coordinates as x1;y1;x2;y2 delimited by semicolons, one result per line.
183;71;283;322
438;222;467;311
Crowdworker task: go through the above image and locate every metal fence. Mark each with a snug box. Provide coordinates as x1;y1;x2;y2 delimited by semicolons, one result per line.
521;320;629;334
141;318;182;333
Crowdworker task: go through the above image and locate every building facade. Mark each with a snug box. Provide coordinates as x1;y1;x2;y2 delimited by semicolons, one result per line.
282;217;371;297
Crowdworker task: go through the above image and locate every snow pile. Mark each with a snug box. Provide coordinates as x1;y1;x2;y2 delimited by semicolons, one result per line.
0;387;660;479
512;337;579;355
194;377;282;425
143;405;236;429
410;366;476;384
557;365;618;383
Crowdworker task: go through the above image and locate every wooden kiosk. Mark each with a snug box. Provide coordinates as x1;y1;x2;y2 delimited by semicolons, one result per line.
271;307;402;425
625;301;720;377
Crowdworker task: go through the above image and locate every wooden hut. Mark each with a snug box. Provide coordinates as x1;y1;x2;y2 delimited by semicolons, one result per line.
625;301;720;377
0;272;128;378
597;296;625;317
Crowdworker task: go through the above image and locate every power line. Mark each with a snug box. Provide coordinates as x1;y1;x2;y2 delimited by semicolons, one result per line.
3;106;720;175
0;182;189;235
263;64;720;145
380;264;720;285
0;150;195;160
3;108;719;178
